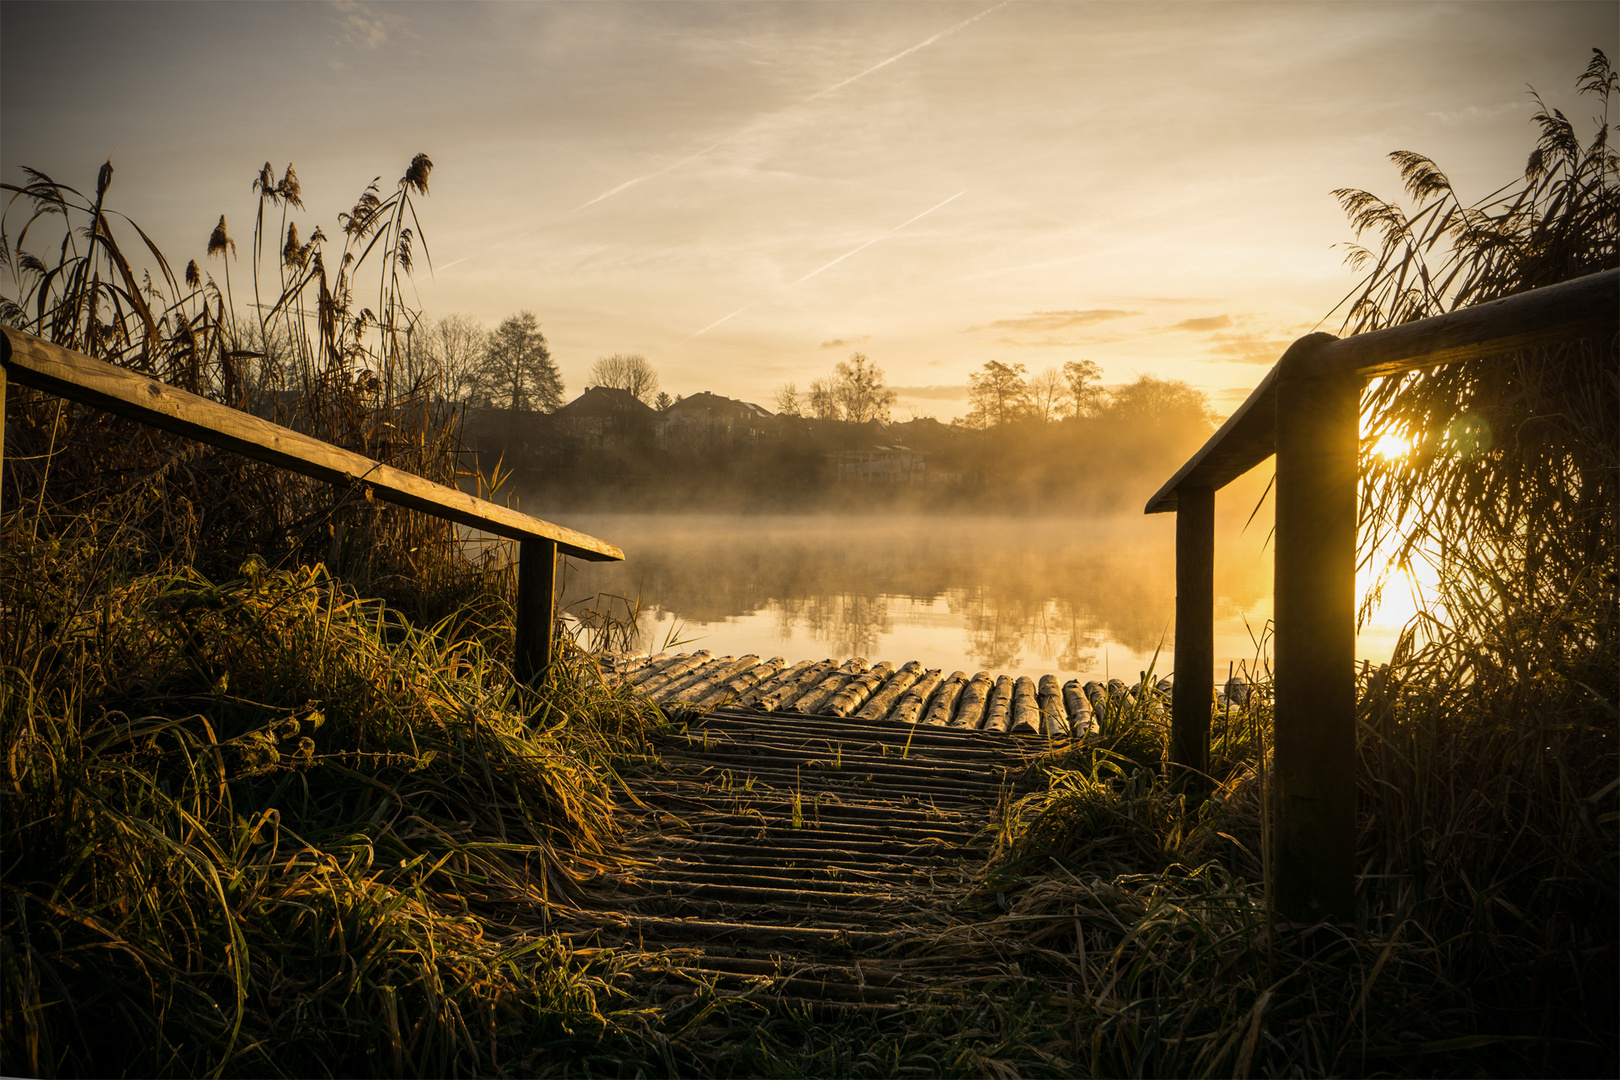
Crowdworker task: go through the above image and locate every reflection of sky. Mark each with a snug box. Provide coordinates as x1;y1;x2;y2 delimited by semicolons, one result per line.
551;505;1438;686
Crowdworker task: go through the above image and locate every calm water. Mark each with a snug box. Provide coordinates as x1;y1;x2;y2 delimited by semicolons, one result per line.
514;509;1413;687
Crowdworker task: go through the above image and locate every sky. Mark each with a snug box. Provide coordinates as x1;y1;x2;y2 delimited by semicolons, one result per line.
2;1;1613;420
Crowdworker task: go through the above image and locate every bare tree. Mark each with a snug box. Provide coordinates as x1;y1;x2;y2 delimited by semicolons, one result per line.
1028;367;1065;423
424;313;487;402
773;381;805;417
833;353;897;423
808;377;841;420
588;352;660;403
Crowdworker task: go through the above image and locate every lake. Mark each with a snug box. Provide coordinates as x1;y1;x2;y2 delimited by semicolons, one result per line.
519;509;1422;688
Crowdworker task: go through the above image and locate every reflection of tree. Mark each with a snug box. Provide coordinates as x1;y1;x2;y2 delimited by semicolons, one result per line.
553;512;1270;667
775;593;892;658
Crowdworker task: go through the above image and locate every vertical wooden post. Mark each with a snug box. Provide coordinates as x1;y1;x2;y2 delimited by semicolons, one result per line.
1272;367;1359;923
515;538;558;684
0;361;7;519
1170;485;1215;787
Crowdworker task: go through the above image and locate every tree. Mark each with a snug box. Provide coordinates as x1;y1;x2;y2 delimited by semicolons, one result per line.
421;313;487;402
588;353;659;403
832;353;898;424
1027;367;1065;423
653;391;673;411
478;310;562;412
773;382;805;417
1061;359;1105;418
1099;374;1214;431
808;377;840;420
962;360;1029;428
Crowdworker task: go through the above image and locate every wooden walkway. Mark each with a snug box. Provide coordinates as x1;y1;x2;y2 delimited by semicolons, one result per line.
605;650;1180;737
557;706;1051;1012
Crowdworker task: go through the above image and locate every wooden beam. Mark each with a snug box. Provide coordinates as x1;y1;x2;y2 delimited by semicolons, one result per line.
1;327;623;562
1271;356;1359;924
1145;268;1619;514
515;538;559;683
1170;485;1215;787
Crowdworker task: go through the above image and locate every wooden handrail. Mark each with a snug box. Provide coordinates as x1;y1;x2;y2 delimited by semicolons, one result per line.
1144;268;1619;515
1;326;624;681
1144;267;1618;923
1;327;623;561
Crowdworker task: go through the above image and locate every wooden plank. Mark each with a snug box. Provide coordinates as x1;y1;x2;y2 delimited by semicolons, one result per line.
637;651;713;696
791;658;870;714
669;655;761;705
1010;676;1041;735
1062;679;1096;736
1272;360;1359;924
514;538;558;682
1037;675;1066;736
1170;486;1215;785
825;662;895;717
950;673;993;729
982;675;1014;734
889;669;944;725
2;326;623;561
752;660;834;711
920;672;967;726
692;657;787;712
1144;269;1618;513
854;661;925;721
737;659;817;707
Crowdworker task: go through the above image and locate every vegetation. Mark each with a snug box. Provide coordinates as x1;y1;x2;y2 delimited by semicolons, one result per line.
587;352;660;404
476;310;562;415
1;49;1614;1080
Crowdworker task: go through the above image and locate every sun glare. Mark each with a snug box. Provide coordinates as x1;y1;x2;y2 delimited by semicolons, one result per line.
1371;431;1412;460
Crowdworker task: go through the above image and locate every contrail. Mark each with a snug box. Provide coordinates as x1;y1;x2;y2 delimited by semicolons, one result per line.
791;191;967;286
684;304;754;342
686;190;968;339
569;2;1008;216
803;1;1009;106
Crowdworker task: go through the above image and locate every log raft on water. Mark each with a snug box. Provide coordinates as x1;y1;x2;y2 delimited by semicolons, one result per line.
605;651;1206;739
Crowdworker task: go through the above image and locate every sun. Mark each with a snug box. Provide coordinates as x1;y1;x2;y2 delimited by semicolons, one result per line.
1371;431;1412;460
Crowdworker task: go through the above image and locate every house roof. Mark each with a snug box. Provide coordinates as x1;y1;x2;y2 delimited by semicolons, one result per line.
553;385;657;418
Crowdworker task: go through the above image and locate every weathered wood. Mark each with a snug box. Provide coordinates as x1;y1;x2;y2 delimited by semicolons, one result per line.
637;651;714;696
854;661;925;721
1010;676;1041;735
1083;681;1108;724
1143;269;1617;514
514;539;558;683
2;326;625;560
738;659;818;707
1171;485;1214;785
921;672;968;726
825;662;896;717
950;673;993;729
982;676;1015;734
1062;679;1096;736
755;660;836;711
1037;675;1066;736
692;657;787;712
1273;360;1359;923
661;656;751;700
0;362;6;518
889;669;944;725
790;658;871;714
669;655;761;705
622;652;674;685
629;652;691;688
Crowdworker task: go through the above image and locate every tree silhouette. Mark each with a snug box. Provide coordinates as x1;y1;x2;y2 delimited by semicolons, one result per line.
478;311;561;412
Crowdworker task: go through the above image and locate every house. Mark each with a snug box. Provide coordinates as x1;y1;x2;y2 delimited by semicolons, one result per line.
549;385;657;447
658;391;775;447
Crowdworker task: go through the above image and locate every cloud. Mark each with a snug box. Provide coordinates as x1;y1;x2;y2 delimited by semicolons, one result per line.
973;309;1140;335
332;0;392;49
890;385;969;401
1207;332;1293;365
1166;315;1233;332
820;336;871;350
1213;385;1261;405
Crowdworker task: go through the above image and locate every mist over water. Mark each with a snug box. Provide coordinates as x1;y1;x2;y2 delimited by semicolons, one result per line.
548;510;1285;685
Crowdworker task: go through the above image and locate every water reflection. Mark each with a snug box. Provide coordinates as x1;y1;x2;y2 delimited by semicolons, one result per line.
550;512;1274;681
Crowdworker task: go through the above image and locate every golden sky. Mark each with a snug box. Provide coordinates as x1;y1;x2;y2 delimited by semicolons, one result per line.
3;1;1612;419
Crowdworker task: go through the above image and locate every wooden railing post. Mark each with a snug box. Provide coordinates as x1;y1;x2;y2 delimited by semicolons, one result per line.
1272;362;1359;923
515;538;558;684
1170;485;1215;787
